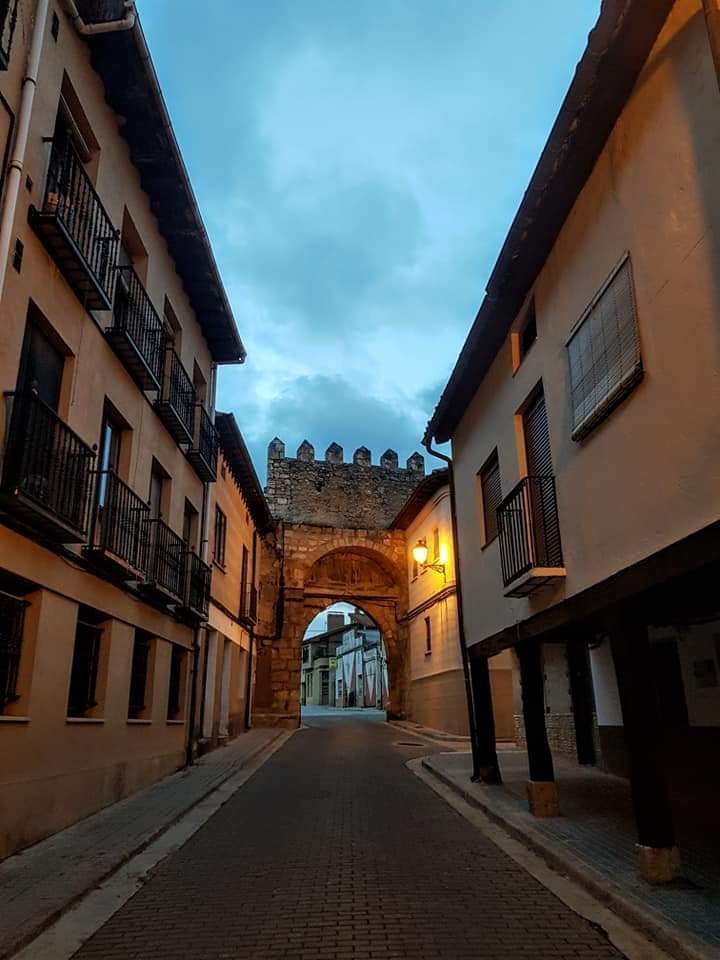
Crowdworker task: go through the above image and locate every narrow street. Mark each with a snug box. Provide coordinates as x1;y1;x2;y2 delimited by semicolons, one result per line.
73;714;623;960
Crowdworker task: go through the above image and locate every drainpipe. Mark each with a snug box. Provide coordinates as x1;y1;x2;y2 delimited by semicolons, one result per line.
242;531;258;729
64;0;136;34
0;0;50;303
703;0;720;93
422;435;485;782
186;364;217;765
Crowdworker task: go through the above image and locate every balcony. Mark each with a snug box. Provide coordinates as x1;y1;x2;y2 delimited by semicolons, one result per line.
179;551;211;620
142;518;185;603
0;0;18;71
0;392;95;543
107;266;165;392
155;348;195;445
497;475;565;598
187;405;218;482
85;470;149;578
29;138;118;310
75;0;129;21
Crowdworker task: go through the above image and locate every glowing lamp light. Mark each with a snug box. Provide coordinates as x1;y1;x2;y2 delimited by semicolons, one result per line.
412;539;429;566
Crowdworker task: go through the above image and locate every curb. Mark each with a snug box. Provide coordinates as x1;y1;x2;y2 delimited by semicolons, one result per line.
3;730;285;960
421;757;719;960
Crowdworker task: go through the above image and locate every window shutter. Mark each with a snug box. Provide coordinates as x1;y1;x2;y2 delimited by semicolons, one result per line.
567;257;642;440
480;453;502;543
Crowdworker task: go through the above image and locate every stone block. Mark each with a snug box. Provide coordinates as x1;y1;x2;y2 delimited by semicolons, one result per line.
637;845;681;884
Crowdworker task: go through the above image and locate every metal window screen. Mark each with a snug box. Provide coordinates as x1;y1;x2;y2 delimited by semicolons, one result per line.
567;258;641;440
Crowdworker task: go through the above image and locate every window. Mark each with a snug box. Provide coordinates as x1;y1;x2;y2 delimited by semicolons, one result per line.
239;544;249;615
424;616;432;655
182;500;198;552
148;460;168;520
17;313;65;410
128;631;152;720
432;527;440;562
479;452;502;545
567;256;642;441
214;507;227;567
97;406;124;508
67;612;104;718
0;590;26;712
412;557;418;579
167;646;187;720
303;646;309;663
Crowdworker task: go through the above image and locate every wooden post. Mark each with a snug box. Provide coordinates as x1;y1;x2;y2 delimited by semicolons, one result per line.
610;622;680;883
517;639;559;816
566;639;597;766
470;656;502;784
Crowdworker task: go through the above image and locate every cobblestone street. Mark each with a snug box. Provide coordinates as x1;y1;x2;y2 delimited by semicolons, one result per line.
73;714;624;960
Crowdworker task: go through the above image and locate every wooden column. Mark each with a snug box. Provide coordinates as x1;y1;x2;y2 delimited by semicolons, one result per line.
517;639;559;816
610;621;680;883
566;640;596;766
470;656;502;784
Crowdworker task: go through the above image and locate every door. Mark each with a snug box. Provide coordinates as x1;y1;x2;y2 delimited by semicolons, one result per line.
148;468;163;520
17;320;64;410
97;414;121;509
522;389;557;566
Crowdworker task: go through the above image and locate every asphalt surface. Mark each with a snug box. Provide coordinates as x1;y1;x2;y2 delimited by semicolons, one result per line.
72;713;624;959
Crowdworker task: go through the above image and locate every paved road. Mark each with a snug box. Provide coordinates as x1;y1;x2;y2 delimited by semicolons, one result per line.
74;714;623;959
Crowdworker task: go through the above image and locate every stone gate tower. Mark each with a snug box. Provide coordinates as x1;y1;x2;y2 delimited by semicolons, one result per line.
255;440;427;726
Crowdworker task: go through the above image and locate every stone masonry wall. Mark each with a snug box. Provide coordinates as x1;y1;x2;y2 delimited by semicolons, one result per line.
265;439;426;529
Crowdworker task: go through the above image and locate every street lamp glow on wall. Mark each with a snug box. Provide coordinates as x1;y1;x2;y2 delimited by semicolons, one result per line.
412;538;445;575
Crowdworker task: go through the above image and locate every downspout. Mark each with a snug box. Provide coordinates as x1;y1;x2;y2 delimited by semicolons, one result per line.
0;0;50;302
186;363;217;766
64;0;136;34
422;435;483;780
702;0;720;93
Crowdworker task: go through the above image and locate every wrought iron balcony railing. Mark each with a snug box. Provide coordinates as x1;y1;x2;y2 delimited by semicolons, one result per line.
497;475;564;597
87;470;149;576
240;583;258;623
29;138;118;310
108;265;165;391
182;551;211;620
0;590;27;711
1;392;95;542
155;348;196;445
143;518;185;602
0;0;19;70
187;404;218;482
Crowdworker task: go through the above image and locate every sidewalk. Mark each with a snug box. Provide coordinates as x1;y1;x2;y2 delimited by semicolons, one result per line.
0;727;284;960
422;749;720;960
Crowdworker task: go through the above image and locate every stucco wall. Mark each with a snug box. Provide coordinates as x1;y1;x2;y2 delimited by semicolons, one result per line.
451;0;720;649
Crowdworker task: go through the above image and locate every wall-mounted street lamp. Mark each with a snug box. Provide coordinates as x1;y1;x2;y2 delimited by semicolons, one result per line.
412;538;446;575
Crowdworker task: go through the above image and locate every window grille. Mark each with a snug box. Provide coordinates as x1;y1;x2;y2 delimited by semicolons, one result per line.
213;506;226;566
567;256;642;440
480;452;502;544
67;620;103;717
128;632;151;719
0;591;27;710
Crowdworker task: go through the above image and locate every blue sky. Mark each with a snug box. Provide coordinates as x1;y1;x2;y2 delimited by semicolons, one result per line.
138;1;601;479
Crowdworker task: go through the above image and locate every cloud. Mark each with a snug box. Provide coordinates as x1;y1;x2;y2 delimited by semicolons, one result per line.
138;0;602;480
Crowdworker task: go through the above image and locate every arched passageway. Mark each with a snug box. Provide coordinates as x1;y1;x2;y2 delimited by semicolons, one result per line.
253;525;409;726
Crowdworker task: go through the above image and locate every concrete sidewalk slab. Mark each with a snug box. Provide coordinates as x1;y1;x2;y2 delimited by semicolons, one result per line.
0;728;285;960
422;750;720;960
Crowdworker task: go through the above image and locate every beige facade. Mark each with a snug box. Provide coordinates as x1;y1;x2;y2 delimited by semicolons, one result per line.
0;3;244;858
398;474;513;738
426;0;720;880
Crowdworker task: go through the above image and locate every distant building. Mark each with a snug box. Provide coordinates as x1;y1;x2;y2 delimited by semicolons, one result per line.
335;612;388;709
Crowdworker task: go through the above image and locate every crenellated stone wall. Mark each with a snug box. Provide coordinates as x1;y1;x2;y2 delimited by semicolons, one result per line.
265;439;426;529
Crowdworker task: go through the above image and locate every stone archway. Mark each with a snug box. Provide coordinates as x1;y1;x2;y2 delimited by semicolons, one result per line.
254;524;409;727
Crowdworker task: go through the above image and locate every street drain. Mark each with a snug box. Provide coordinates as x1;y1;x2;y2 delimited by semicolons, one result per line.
395;741;425;747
